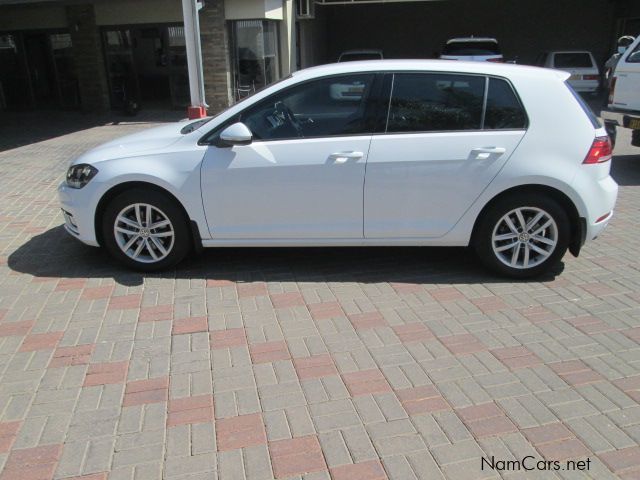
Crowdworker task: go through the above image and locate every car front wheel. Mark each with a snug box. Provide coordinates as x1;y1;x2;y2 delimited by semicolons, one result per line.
102;189;190;271
474;194;570;278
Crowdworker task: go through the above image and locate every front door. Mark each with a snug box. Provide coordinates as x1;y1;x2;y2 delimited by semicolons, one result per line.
201;73;376;239
364;73;528;238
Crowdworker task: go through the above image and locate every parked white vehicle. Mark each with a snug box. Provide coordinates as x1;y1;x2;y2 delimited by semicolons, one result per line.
606;35;640;148
536;51;600;94
337;49;383;62
440;37;503;62
59;60;618;278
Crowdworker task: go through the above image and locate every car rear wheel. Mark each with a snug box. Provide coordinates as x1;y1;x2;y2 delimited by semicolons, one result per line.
102;189;190;271
474;194;570;278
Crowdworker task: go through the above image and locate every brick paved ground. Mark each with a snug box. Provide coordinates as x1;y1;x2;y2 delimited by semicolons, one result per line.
0;111;639;479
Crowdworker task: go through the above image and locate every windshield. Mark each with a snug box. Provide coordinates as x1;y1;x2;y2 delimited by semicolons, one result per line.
443;41;501;56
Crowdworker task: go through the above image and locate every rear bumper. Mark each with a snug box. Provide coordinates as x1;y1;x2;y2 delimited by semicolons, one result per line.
582;175;618;241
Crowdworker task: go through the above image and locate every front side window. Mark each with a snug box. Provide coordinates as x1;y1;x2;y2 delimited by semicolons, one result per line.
238;74;375;141
387;73;485;132
484;77;527;129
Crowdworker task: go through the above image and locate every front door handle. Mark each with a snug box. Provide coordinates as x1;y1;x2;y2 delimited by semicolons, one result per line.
471;147;506;160
328;151;364;164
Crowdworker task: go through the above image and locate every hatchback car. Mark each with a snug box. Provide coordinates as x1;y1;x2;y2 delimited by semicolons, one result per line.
440;37;503;62
59;60;618;278
536;51;600;95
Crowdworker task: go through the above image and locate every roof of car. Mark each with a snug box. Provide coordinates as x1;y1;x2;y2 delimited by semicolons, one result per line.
292;59;568;81
446;37;498;43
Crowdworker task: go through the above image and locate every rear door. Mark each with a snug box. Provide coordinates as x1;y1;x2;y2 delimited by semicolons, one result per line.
364;73;528;238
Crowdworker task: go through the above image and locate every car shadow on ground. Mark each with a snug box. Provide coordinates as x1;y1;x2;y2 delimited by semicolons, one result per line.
611;155;640;186
8;225;563;287
0;110;185;153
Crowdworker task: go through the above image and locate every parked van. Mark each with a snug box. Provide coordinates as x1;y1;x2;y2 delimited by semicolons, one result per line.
606;36;640;147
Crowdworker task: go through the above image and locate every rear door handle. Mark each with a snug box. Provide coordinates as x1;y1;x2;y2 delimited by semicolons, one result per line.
471;147;506;159
329;151;363;164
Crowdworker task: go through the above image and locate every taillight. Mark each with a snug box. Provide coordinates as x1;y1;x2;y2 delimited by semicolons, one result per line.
608;77;617;105
487;58;503;63
583;136;613;164
583;75;599;80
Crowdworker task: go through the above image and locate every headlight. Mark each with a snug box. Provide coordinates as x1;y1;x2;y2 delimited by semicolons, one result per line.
66;164;98;189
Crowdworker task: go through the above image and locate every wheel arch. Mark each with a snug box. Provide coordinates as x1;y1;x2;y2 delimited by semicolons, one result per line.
470;184;584;257
94;181;196;249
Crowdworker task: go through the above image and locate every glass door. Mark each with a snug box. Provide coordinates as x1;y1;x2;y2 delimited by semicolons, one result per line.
50;33;79;108
231;20;280;101
103;29;139;110
0;33;31;109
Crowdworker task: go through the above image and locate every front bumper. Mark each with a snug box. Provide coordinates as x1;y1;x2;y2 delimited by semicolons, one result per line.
57;182;100;247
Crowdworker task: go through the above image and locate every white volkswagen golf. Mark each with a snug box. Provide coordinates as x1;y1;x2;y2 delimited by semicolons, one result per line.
58;60;618;278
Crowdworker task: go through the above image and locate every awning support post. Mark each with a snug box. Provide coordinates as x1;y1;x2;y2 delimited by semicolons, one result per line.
182;0;207;119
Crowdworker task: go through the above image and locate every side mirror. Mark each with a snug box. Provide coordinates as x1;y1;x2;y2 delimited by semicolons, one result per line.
218;122;253;147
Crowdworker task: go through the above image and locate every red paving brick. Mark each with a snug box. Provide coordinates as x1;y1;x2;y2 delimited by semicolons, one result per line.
330;460;387;480
600;446;640;474
54;278;87;292
19;331;64;352
249;340;290;364
268;435;327;478
342;369;392;397
430;287;464;302
549;360;604;386
81;286;114;300
168;394;214;427
172;316;208;335
0;444;63;480
210;328;247;349
348;311;387;330
470;296;508;312
237;282;268;298
138;304;173;322
613;375;640;402
566;316;614;335
49;344;94;368
439;334;487;355
0;320;34;337
523;423;590;461
270;292;305;308
0;421;21;453
293;354;338;381
456;402;517;438
307;302;344;320
491;346;542;370
518;305;559;323
396;385;450;415
623;327;640;343
216;413;266;451
392;323;434;343
107;294;142;310
83;361;129;387
123;377;169;406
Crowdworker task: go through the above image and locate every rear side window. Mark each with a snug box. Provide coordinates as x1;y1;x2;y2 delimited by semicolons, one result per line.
443;42;501;56
387;73;485;132
484;78;527;129
554;53;593;68
565;81;601;128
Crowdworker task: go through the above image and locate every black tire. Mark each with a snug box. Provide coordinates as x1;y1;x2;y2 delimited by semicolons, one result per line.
102;189;191;271
474;193;570;279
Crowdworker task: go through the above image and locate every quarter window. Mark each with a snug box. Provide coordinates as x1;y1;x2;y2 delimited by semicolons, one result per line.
484;78;527;129
386;73;485;133
238;74;375;141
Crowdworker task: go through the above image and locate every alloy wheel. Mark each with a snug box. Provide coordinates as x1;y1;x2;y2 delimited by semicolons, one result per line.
491;207;558;269
113;203;175;263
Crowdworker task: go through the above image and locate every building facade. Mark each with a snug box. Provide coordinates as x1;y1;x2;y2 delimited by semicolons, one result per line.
0;0;638;115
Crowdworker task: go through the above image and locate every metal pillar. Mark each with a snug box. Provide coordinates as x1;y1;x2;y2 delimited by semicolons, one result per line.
182;0;208;118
